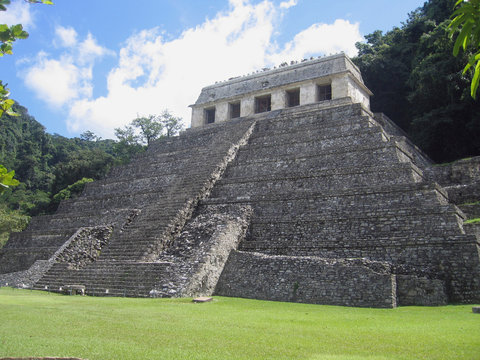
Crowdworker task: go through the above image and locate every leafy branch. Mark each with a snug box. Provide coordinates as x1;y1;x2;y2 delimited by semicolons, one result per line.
0;165;19;193
0;81;17;117
0;23;28;57
0;0;53;190
449;0;480;99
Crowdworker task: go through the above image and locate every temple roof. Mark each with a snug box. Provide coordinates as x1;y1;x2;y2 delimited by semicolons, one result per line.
193;53;367;106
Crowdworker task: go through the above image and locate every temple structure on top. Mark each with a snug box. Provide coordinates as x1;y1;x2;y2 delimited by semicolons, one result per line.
190;53;373;127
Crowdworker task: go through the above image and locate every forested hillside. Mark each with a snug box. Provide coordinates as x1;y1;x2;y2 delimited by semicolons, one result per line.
0;103;122;216
353;0;480;162
0;103;148;246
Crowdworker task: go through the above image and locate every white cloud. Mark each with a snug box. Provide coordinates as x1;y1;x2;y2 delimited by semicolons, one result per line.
21;0;363;138
0;0;34;28
269;19;363;63
280;0;297;9
23;53;92;107
79;33;112;58
20;32;113;109
55;26;78;47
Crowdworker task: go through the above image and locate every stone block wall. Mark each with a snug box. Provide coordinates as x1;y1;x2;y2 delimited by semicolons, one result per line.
215;251;397;308
425;157;480;205
427;157;480;186
396;275;447;306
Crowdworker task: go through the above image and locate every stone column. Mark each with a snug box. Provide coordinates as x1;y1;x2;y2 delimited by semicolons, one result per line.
241;96;255;117
271;89;286;110
216;102;229;123
300;82;317;105
191;107;205;128
331;75;349;99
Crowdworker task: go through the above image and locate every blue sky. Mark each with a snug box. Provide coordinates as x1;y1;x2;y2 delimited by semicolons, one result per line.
0;0;427;139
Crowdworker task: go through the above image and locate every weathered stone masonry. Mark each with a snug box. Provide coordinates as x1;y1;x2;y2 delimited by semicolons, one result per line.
0;53;479;307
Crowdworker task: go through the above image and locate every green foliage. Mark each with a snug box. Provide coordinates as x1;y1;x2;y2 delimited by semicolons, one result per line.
112;133;145;165
0;102;117;215
449;0;480;98
1;289;480;359
0;206;29;248
161;109;183;138
50;149;114;196
80;130;100;142
460;200;480;205
353;0;480;162
0;164;19;194
116;110;184;147
131;115;164;145
25;0;53;4
464;217;480;224
0;23;29;57
114;125;140;145
0;0;53;10
0;0;52;119
0;81;18;117
113;110;183;163
51;177;93;208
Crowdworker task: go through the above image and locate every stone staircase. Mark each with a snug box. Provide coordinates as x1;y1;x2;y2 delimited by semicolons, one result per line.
3;117;256;296
36;262;172;297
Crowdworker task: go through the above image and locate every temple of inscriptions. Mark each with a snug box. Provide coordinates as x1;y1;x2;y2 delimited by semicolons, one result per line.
1;53;479;308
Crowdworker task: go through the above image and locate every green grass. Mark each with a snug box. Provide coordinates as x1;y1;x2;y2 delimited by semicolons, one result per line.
460;201;480;206
0;288;479;360
465;217;480;224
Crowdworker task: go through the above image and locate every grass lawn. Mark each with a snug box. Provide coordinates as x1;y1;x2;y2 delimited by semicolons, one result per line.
0;288;479;360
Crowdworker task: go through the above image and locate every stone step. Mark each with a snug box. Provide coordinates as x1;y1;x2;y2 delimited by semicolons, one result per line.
26;211;137;232
233;141;402;167
226;144;404;179
245;204;463;234
145;122;253;155
202;182;450;207
463;222;480;238
249;114;375;140
103;153;228;184
239;233;477;257
212;163;424;199
0;246;58;274
239;127;389;160
253;103;369;132
56;189;196;213
244;197;457;220
248;118;381;146
34;261;173;296
38;271;167;282
6;229;76;248
83;167;217;196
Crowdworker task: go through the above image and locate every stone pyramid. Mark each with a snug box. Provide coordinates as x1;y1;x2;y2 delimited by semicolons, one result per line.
1;54;479;307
